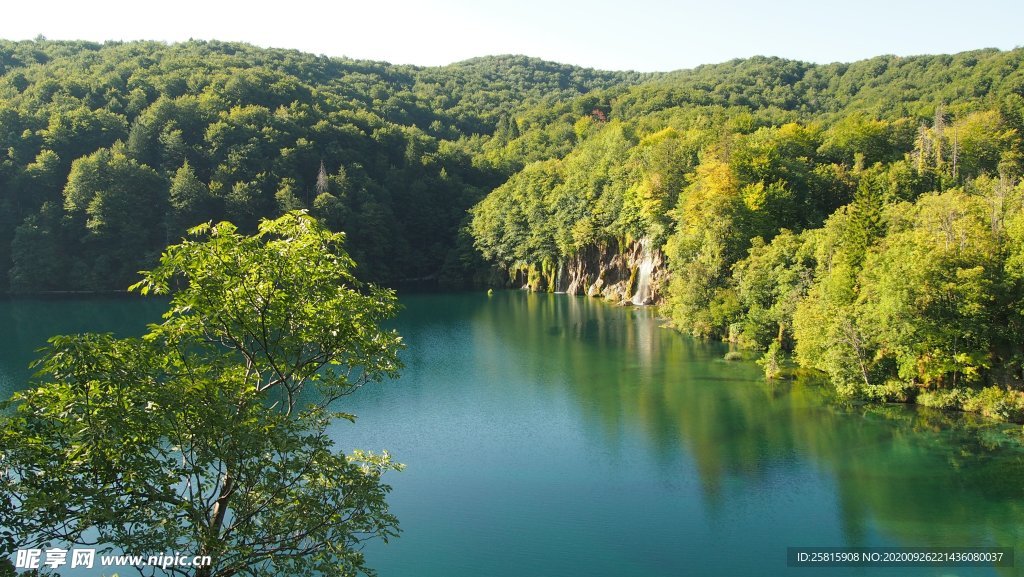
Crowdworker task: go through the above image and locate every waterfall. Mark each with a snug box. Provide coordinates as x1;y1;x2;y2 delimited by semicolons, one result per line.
553;260;568;293
631;243;654;306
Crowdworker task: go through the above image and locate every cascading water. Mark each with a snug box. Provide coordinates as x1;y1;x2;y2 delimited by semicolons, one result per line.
631;243;654;306
553;260;568;293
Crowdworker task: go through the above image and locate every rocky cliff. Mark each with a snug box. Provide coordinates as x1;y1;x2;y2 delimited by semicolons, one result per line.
509;238;667;305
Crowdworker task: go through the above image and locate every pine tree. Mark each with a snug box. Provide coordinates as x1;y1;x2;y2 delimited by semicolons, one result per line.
169;161;211;235
847;178;884;267
507;115;520;139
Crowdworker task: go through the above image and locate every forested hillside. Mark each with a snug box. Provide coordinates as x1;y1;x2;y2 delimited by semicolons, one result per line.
470;48;1024;420
0;39;646;291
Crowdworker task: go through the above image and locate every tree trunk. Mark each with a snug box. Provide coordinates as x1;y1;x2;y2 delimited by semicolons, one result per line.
196;471;235;577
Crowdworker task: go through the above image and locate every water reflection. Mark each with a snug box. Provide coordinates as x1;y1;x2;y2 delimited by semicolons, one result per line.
473;291;1024;572
2;292;1023;576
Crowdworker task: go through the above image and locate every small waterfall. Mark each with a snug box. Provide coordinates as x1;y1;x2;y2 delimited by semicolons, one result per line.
631;242;654;306
553;260;568;293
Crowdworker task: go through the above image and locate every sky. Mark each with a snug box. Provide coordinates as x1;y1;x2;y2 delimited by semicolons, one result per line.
1;0;1022;72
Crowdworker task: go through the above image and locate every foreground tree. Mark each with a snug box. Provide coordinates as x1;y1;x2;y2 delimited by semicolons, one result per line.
0;211;404;576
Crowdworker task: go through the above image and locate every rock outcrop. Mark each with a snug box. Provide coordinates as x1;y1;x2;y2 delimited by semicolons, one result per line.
509;238;667;305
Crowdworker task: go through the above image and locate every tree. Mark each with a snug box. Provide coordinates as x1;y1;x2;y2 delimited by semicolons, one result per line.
792;207;879;392
168;160;213;236
952;110;1020;179
42;106;128;165
732;229;816;350
315;160;330;202
0;212;404;577
664;151;747;337
846;177;885;266
858;191;999;386
8;201;67;292
62;145;169;288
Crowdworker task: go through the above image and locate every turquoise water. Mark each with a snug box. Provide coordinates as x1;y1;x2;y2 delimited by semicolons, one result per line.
1;292;1023;576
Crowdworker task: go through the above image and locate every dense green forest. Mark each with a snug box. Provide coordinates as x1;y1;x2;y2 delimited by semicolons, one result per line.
469;48;1024;420
2;39;1024;419
0;39;647;290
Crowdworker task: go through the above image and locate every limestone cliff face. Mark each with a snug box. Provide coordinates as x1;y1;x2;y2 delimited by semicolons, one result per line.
509;238;667;305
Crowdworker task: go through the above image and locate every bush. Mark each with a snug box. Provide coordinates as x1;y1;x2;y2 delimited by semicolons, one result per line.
961;387;1024;422
917;388;970;410
757;341;783;379
916;387;1024;422
862;379;918;403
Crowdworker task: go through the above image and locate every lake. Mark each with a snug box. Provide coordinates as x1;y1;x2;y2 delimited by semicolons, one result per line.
1;292;1023;577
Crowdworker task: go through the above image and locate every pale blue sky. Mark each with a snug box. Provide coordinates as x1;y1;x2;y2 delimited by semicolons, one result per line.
2;0;1021;71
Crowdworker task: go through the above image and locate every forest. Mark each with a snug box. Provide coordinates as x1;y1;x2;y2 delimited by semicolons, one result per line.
2;39;1024;419
470;49;1024;420
0;39;647;290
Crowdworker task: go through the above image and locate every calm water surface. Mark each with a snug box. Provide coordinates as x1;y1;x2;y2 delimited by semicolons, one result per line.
1;292;1023;577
